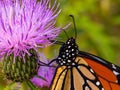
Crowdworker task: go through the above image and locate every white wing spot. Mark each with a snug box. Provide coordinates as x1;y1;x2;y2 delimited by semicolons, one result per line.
112;64;117;69
113;70;119;75
102;88;104;90
85;86;90;90
78;66;80;68
90;69;94;73
96;81;100;86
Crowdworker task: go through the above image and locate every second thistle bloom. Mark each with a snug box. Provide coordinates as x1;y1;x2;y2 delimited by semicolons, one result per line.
0;0;61;82
31;53;55;88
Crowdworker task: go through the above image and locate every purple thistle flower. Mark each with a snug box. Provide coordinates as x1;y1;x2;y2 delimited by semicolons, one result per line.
31;53;55;88
0;0;61;61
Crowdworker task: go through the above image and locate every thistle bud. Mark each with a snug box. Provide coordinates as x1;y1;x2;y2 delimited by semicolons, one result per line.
3;49;38;82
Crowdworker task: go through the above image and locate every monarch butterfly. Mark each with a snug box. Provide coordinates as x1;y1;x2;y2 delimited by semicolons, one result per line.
48;15;120;90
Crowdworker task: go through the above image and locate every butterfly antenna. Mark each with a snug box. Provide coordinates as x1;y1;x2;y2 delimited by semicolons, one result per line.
62;28;69;39
46;37;64;45
49;40;64;45
69;15;77;39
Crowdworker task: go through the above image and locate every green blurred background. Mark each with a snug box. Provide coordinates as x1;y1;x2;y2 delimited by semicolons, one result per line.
44;0;120;64
0;0;120;89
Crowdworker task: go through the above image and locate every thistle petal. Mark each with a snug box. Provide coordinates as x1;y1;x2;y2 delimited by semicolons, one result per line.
0;0;61;60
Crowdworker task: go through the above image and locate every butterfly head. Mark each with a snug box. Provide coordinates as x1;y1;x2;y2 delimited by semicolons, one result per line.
57;37;79;66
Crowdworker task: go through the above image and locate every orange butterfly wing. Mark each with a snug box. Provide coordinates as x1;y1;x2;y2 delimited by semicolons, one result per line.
79;51;120;90
85;58;120;89
50;57;104;90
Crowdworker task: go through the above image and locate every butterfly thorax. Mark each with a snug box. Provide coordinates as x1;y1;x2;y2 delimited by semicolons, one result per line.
57;37;79;66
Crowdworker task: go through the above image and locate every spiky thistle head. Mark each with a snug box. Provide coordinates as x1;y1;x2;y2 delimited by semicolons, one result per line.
0;0;61;82
0;0;61;61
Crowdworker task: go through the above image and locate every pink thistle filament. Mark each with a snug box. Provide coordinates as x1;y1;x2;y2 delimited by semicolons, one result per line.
0;0;61;61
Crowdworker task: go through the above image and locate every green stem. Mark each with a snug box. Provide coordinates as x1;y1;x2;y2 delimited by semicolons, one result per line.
21;81;28;90
26;80;40;90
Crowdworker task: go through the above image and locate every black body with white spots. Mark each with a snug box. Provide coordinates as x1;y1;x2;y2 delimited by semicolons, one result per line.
50;37;120;90
57;37;79;66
